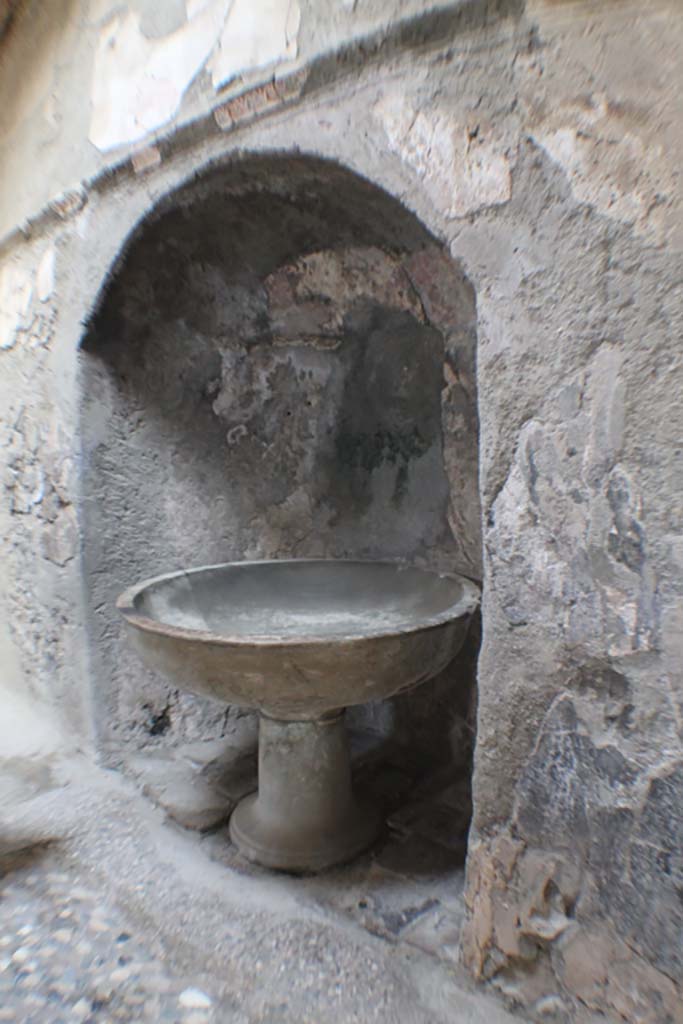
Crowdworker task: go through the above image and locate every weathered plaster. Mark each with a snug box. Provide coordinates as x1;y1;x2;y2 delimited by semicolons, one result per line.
89;0;231;151
0;259;33;350
375;92;515;219
0;0;514;239
521;3;683;249
209;0;300;90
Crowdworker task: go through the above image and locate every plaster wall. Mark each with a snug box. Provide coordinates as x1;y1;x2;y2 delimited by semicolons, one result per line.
0;0;499;241
1;1;682;1022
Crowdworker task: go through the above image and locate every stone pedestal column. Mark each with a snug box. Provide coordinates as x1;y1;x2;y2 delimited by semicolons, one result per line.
230;712;381;872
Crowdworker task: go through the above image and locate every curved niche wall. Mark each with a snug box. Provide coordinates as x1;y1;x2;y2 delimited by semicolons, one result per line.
80;154;481;776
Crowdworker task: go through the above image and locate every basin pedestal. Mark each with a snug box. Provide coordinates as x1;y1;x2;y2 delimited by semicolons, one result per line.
118;559;481;873
230;712;382;872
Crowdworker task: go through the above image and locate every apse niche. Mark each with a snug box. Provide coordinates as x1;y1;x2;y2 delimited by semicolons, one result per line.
79;154;481;790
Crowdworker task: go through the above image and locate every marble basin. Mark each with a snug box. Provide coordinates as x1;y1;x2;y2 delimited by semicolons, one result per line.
118;560;480;871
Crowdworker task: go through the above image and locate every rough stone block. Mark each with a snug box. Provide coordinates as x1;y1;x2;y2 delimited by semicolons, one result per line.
131;146;161;175
126;753;236;832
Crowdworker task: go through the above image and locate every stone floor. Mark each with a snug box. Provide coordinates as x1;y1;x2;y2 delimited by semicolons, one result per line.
0;737;523;1024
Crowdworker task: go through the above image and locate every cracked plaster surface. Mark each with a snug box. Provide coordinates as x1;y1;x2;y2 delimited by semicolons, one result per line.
89;0;301;151
375;91;515;220
89;0;231;151
209;0;300;90
0;245;56;351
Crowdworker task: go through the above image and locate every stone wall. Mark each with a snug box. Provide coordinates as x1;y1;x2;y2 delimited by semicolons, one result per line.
1;1;682;1021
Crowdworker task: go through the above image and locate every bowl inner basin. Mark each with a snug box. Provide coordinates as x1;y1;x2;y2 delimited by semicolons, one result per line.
128;560;477;643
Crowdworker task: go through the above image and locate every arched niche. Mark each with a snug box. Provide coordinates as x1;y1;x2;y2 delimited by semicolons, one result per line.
79;152;481;789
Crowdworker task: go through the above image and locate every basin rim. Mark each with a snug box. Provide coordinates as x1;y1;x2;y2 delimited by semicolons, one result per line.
116;559;481;648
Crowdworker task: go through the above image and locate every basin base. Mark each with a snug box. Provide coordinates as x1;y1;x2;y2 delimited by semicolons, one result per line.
229;713;382;872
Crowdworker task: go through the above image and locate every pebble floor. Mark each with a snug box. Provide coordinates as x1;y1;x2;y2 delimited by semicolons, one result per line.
0;755;522;1024
0;852;222;1024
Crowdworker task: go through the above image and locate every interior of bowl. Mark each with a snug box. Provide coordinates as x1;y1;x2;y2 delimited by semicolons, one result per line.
124;560;479;643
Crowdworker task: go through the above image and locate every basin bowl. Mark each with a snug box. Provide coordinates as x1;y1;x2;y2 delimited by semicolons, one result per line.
118;560;480;871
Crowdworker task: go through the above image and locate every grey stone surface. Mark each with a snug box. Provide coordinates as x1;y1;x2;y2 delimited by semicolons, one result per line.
593;762;683;981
